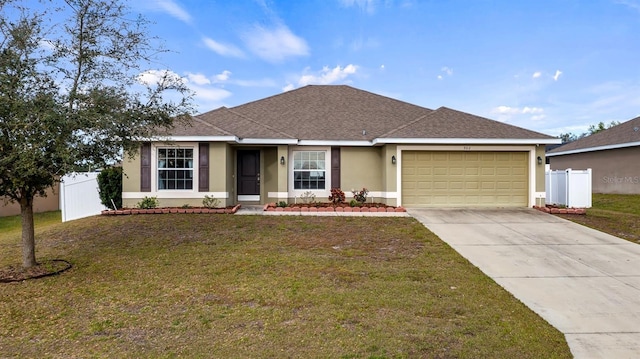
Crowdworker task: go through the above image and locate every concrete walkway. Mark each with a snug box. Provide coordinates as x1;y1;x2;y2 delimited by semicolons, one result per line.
407;208;640;359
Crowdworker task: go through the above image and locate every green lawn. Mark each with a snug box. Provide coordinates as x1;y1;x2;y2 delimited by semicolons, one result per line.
0;213;571;358
557;194;640;243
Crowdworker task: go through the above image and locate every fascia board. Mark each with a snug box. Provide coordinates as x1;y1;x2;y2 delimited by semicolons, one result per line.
546;141;640;157
373;138;562;145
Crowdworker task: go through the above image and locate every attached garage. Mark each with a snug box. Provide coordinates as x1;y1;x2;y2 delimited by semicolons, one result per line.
401;151;529;207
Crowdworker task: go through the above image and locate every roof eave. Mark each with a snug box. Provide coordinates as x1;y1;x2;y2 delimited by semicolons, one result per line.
297;140;373;146
373;138;562;145
237;138;298;145
150;135;239;142
547;141;640;157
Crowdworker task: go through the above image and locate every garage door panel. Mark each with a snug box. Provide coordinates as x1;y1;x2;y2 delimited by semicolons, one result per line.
402;151;528;207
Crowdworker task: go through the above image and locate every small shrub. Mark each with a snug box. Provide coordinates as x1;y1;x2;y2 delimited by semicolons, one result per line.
300;191;316;204
97;167;122;209
181;204;192;209
277;201;288;208
328;188;345;204
349;199;360;207
352;188;369;203
137;196;159;209
202;195;220;209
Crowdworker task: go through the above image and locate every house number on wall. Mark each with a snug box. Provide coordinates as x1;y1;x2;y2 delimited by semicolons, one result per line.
463;146;472;151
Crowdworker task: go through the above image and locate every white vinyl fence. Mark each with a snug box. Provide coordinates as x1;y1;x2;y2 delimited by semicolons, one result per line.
60;172;107;222
546;168;592;208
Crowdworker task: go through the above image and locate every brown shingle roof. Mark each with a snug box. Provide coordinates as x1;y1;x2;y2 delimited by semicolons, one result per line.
168;85;556;143
548;116;640;154
382;106;553;139
229;85;432;141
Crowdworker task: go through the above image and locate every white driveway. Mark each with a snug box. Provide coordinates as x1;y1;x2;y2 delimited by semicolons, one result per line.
407;208;640;359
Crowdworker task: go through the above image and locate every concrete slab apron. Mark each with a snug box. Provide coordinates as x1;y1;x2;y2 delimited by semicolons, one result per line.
407;208;640;359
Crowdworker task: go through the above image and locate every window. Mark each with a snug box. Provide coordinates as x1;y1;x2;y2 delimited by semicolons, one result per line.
293;151;326;190
158;148;193;190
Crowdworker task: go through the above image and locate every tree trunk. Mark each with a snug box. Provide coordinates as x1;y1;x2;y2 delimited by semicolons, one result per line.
20;197;37;268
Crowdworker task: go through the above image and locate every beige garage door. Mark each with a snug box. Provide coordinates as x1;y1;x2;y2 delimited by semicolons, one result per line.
401;151;528;207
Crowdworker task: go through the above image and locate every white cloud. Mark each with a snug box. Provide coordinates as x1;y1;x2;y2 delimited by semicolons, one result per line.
149;0;191;23
191;85;231;103
186;72;211;86
553;70;563;81
137;69;186;86
215;70;232;82
202;37;245;58
437;66;453;80
243;24;309;62
614;0;640;12
492;106;520;116
297;64;358;86
532;71;542;79
282;83;295;92
491;105;545;122
522;106;544;114
340;0;376;14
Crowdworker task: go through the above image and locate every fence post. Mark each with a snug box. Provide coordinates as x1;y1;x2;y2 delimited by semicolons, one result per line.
565;168;571;207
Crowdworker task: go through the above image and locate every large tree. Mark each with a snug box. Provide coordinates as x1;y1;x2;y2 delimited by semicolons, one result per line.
0;0;193;268
558;121;621;144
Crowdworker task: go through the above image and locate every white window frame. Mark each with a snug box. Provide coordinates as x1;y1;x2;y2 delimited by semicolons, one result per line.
288;147;331;198
152;143;199;193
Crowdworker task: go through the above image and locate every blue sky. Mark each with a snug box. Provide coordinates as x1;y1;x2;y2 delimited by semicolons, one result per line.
130;0;640;136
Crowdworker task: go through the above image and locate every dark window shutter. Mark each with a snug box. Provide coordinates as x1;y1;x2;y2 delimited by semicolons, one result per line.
199;143;209;192
140;142;151;192
331;147;340;189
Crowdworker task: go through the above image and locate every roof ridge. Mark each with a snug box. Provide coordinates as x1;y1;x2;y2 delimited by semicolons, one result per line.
378;111;432;138
225;108;296;139
189;111;234;136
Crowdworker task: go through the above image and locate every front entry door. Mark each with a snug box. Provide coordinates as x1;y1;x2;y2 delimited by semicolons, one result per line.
237;150;260;201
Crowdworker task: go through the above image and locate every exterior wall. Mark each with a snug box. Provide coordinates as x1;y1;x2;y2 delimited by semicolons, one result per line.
122;142;233;208
0;185;60;217
549;146;640;194
340;147;383;202
381;145;398;206
210;143;233;207
122;153;141;193
225;143;235;206
263;147;278;203
534;146;547;206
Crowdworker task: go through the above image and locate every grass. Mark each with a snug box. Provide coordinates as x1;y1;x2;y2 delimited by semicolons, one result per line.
556;193;640;243
0;213;571;358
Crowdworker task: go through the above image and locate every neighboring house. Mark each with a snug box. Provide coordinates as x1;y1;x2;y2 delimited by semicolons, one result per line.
122;85;559;208
547;116;640;194
0;185;59;217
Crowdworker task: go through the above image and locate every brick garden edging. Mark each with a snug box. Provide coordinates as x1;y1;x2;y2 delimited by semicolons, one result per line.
263;203;406;213
101;204;242;216
533;205;586;215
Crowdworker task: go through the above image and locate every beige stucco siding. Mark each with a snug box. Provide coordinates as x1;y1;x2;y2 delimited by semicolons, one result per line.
122;153;141;193
122;142;234;208
550;146;640;194
225;144;235;206
340;147;383;195
263;147;278;203
535;146;546;193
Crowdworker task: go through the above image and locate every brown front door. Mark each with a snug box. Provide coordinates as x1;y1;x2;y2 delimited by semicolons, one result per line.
237;150;260;200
